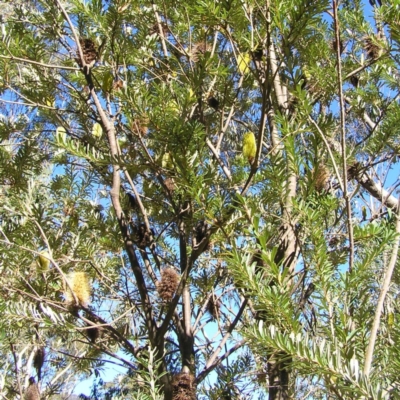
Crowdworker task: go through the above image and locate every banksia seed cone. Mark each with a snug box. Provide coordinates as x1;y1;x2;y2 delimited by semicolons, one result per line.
350;75;359;88
33;347;45;381
195;220;207;244
331;38;345;54
164;177;176;192
86;314;101;343
65;272;91;307
206;295;221;319
252;45;263;61
79;38;98;67
243;132;256;164
25;377;40;400
191;42;211;62
314;164;330;193
132;117;148;136
172;372;196;400
347;162;361;180
364;36;382;59
157;268;179;302
207;96;219;110
133;223;153;249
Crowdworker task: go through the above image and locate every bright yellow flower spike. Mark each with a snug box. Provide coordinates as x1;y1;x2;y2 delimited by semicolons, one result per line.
243;132;256;164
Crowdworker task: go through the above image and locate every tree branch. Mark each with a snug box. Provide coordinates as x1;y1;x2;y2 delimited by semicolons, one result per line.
333;0;354;272
355;169;399;212
364;198;400;376
0;54;79;71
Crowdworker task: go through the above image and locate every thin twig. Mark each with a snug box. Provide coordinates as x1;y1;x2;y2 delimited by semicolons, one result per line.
195;340;245;384
53;0;86;69
308;116;344;192
364;198;400;376
203;299;248;370
10;344;23;399
333;0;354;273
33;220;79;306
0;54;79;70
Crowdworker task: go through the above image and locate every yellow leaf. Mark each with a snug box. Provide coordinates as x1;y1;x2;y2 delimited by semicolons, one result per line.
162;152;173;169
102;71;114;93
45;97;55;107
166;100;179;114
56;126;66;136
92;123;103;138
243;132;256;164
237;53;251;75
36;251;50;273
388;312;394;327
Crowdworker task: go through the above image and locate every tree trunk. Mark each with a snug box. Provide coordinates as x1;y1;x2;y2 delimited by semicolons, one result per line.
268;353;291;400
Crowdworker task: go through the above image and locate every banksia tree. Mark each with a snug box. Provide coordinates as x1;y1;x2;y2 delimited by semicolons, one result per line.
1;0;400;399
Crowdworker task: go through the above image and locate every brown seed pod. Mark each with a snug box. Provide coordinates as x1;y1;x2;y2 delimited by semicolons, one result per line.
25;377;40;400
331;38;345;54
132;223;154;249
191;42;211;62
33;347;45;381
131;117;149;136
349;75;359;88
313;164;330;193
207;96;219;110
206;294;221;319
85;313;101;344
157;268;180;302
172;372;196;400
364;36;382;59
252;45;264;61
195;220;207;244
78;38;98;67
164;177;176;192
112;80;124;91
347;162;361;180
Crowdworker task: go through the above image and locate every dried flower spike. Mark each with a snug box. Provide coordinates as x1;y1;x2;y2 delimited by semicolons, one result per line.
314;164;330;193
157;268;180;302
25;377;40;400
33;347;45;381
78;38;98;68
172;372;196;400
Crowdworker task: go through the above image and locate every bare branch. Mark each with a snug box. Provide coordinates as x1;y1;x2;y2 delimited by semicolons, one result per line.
0;54;79;71
333;0;354;272
364;198;400;376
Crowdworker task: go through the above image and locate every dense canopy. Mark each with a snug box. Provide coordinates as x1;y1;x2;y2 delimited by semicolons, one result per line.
1;0;400;399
